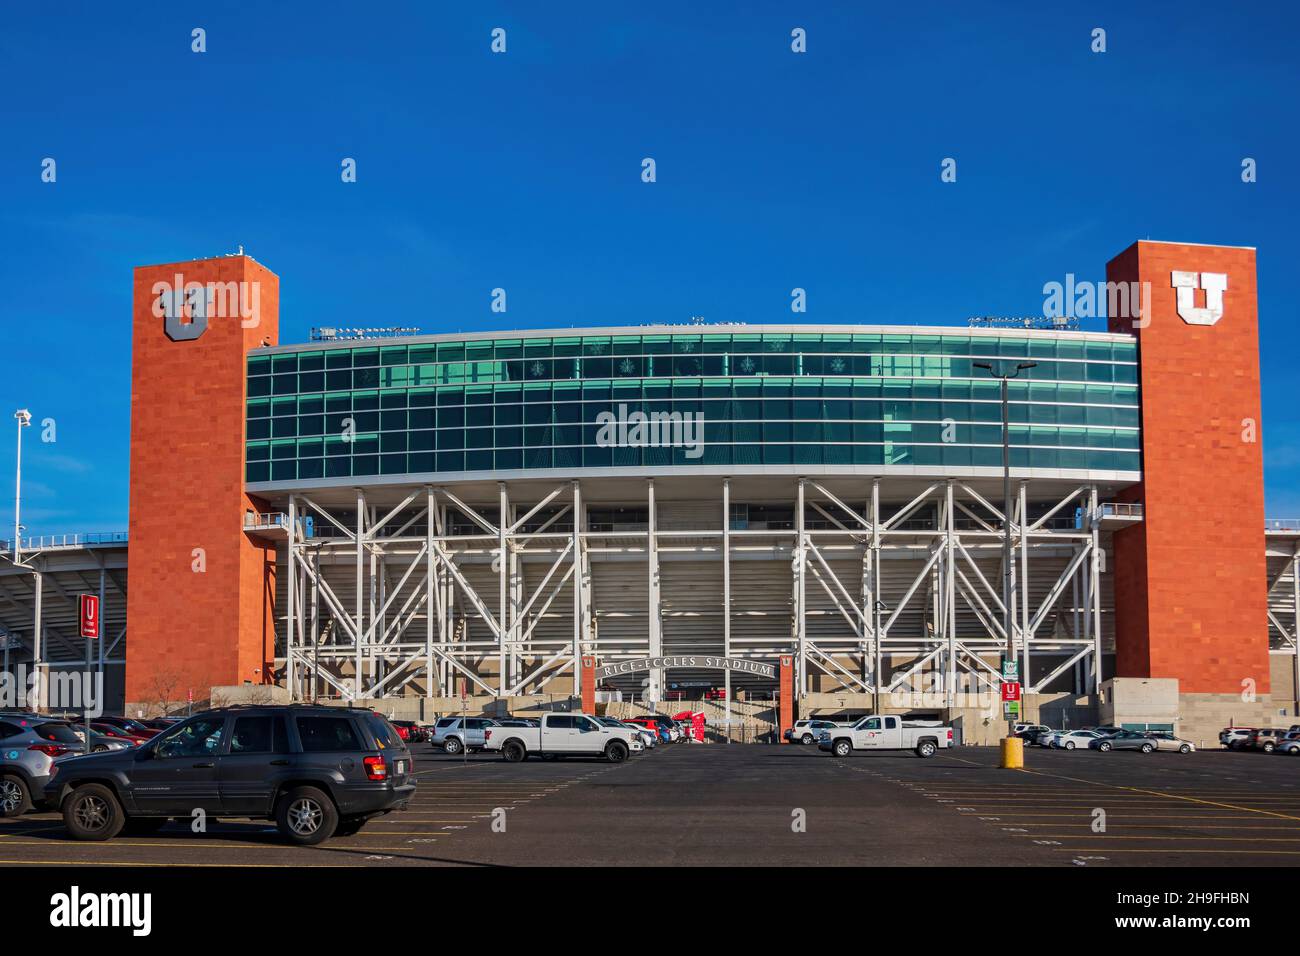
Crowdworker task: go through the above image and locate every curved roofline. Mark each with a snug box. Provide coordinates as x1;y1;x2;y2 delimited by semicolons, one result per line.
253;322;1136;356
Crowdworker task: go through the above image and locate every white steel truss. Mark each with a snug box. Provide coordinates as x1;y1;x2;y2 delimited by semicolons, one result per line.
276;478;1116;705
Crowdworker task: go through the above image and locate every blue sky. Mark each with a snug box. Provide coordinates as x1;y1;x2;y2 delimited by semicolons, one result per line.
1;1;1297;534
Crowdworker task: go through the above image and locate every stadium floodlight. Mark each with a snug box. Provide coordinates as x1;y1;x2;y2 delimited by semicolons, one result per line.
13;409;32;565
972;362;1037;747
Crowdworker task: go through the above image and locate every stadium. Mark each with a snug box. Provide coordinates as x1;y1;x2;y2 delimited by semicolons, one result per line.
1;239;1296;744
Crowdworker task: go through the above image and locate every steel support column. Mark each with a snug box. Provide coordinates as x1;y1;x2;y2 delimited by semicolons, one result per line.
647;479;661;702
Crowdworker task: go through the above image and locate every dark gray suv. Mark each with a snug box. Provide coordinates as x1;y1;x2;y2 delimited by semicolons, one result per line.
43;705;416;845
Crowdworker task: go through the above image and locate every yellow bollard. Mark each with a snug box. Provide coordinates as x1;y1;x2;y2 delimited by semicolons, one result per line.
1000;736;1024;769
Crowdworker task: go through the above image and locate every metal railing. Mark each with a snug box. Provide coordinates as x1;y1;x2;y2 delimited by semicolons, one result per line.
1266;518;1300;532
243;513;319;538
0;531;127;552
1097;502;1144;519
243;511;290;529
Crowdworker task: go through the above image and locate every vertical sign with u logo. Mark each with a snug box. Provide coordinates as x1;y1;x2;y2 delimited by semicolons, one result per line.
78;594;100;640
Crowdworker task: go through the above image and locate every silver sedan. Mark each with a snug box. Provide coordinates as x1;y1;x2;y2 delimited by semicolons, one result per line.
1144;732;1195;753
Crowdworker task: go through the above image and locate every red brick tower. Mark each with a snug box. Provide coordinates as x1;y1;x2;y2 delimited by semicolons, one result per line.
1106;241;1269;708
125;255;280;710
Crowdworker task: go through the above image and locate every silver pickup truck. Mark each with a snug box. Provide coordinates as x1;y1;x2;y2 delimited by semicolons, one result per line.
818;715;953;758
483;712;639;762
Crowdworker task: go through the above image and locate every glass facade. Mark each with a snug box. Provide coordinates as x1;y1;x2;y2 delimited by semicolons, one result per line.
245;329;1141;483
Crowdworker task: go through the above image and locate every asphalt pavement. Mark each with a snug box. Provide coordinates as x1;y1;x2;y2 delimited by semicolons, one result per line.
3;742;1298;867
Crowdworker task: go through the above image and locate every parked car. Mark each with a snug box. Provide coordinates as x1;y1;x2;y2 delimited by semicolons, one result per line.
43;705;415;845
785;719;841;745
1051;730;1103;750
1014;724;1049;743
1033;728;1059;747
396;721;430;743
483;713;638;762
637;714;683;742
141;717;183;732
622;717;672;743
1143;732;1195;753
596;717;652;751
818;715;953;758
89;722;150;746
1244;728;1289;752
1273;731;1300;755
431;716;499;755
1220;727;1256;749
66;726;133;753
1087;725;1124;736
496;718;540;728
94;715;161;739
1092;729;1153;752
0;718;86;816
590;719;643;753
386;720;411;742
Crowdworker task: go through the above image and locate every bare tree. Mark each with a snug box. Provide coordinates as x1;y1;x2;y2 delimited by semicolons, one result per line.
144;668;183;717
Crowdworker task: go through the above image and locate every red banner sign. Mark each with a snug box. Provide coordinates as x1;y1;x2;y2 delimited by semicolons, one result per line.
1001;681;1021;702
78;594;100;639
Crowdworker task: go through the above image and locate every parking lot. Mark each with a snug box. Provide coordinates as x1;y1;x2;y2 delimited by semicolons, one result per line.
4;740;1299;867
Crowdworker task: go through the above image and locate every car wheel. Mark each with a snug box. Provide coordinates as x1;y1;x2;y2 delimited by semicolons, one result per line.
605;741;628;763
1064;741;1076;750
0;774;32;817
443;737;463;756
335;816;366;837
1262;742;1276;753
502;741;526;763
1178;744;1191;754
801;734;814;746
916;741;937;758
1098;741;1112;752
63;783;125;841
92;745;109;753
1140;743;1154;753
123;817;169;835
275;786;338;846
833;739;852;758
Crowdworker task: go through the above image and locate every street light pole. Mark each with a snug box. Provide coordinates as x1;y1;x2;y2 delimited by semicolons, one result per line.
13;409;31;566
973;362;1035;742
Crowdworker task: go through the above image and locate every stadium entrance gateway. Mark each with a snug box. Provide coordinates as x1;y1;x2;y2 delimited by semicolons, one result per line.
595;657;776;681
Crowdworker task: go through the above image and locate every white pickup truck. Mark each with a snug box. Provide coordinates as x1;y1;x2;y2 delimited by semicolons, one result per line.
818;715;953;758
484;712;640;763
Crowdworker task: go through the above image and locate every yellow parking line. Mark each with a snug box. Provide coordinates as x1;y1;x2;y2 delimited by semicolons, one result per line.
1052;847;1300;855
1027;833;1300;842
1006;822;1300;830
0;840;370;849
960;812;1276;819
0;859;357;867
1018;767;1300;822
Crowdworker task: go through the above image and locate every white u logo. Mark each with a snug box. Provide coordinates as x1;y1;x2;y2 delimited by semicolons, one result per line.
1171;271;1227;326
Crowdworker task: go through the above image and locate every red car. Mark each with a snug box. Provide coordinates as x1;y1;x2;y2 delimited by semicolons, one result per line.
89;722;151;746
373;713;412;742
94;715;160;739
